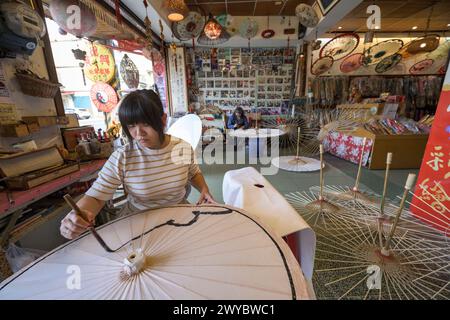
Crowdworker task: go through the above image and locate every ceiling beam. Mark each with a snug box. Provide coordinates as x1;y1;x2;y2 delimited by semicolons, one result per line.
304;0;364;41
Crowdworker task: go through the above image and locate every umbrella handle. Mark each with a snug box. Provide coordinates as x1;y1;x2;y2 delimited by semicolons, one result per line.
63;194;115;253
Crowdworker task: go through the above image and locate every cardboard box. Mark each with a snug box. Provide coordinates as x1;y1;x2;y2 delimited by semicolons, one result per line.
22;116;58;128
60;126;95;151
340;127;429;169
0;146;64;178
0;124;29;137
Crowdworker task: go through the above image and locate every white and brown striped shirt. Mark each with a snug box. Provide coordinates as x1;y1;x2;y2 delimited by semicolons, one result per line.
86;136;200;210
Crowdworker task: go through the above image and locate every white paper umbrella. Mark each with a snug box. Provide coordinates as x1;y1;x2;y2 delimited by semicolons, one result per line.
0;205;310;300
272;156;323;172
167;114;202;150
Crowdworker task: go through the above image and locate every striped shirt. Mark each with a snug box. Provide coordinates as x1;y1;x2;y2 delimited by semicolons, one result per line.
86;136;200;210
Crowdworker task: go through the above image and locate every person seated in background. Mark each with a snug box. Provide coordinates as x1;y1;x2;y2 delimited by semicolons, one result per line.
227;106;250;130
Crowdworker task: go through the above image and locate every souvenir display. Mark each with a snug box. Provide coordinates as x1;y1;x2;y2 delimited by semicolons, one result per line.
90;82;118;113
319;33;360;61
362;39;404;66
339;53;363;73
406;34;440;54
311;56;334;75
409;59;434;74
172;11;205;41
119;54;139;89
375;53;402;73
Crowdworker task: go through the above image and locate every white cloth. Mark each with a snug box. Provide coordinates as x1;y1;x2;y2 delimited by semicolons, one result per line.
222;167;316;281
167;114;202;150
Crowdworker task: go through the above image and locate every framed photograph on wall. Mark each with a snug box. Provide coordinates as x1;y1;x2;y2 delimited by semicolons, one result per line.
317;0;339;15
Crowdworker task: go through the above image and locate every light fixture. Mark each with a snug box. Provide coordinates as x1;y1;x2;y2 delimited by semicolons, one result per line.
163;0;189;22
420;43;427;48
338;26;342;30
412;26;418;30
375;25;380;30
204;13;222;40
447;23;450;27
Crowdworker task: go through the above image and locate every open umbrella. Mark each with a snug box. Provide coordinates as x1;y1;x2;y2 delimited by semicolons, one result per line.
0;205;311;300
320;33;360;61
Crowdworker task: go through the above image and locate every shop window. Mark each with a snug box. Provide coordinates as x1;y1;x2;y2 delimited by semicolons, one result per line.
45;18;154;131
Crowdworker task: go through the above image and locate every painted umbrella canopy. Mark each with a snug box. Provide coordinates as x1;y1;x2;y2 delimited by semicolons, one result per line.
0;205;310;300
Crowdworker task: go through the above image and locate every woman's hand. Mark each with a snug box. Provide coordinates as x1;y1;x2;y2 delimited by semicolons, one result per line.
196;188;217;205
60;209;95;240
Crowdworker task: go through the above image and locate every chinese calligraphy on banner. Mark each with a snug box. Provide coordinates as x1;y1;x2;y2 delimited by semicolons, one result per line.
411;66;450;234
84;43;115;83
167;47;188;114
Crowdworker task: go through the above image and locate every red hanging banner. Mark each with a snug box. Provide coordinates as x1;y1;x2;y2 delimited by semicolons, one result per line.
411;67;450;234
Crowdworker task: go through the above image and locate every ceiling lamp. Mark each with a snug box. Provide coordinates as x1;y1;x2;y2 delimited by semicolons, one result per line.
163;0;189;22
204;13;222;40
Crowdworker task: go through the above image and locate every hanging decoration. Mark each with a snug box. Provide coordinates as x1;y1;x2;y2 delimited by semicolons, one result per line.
311;56;334;76
319;33;360;61
49;0;97;38
197;28;230;46
405;35;440;54
172;11;205;49
295;3;319;28
84;42;115;83
204;13;223;40
142;0;154;62
409;59;434;74
239;18;259;48
339;53;363;73
159;19;165;56
163;0;189;22
90;82;118;113
362;39;403;66
261;16;275;39
120;54;139;89
375;53;402;73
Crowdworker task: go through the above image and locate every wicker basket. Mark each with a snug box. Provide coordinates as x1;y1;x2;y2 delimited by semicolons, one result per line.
15;73;61;99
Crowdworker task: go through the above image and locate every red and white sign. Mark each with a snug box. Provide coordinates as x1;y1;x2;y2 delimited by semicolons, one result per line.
90;82;118;113
411;66;450;234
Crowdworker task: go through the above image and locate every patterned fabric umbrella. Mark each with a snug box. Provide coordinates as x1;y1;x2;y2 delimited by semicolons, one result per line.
362;39;404;66
295;4;319;28
320;33;360;61
375;53;402;73
172;11;205;41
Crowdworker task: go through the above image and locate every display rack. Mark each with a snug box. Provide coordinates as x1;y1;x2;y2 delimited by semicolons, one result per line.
187;47;295;115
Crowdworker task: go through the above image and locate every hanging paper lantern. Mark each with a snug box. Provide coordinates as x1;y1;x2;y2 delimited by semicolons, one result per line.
162;0;189;22
90;82;118;113
204;14;222;40
49;0;97;37
197;28;230;46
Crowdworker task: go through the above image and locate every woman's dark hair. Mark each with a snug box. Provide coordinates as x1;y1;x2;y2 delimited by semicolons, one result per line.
118;89;165;144
233;106;245;117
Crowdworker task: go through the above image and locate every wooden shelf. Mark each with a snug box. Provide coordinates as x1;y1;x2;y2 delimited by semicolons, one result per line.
8;194;83;244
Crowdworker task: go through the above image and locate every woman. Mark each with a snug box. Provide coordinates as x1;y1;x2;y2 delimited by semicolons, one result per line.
60;90;215;240
227;106;250;130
